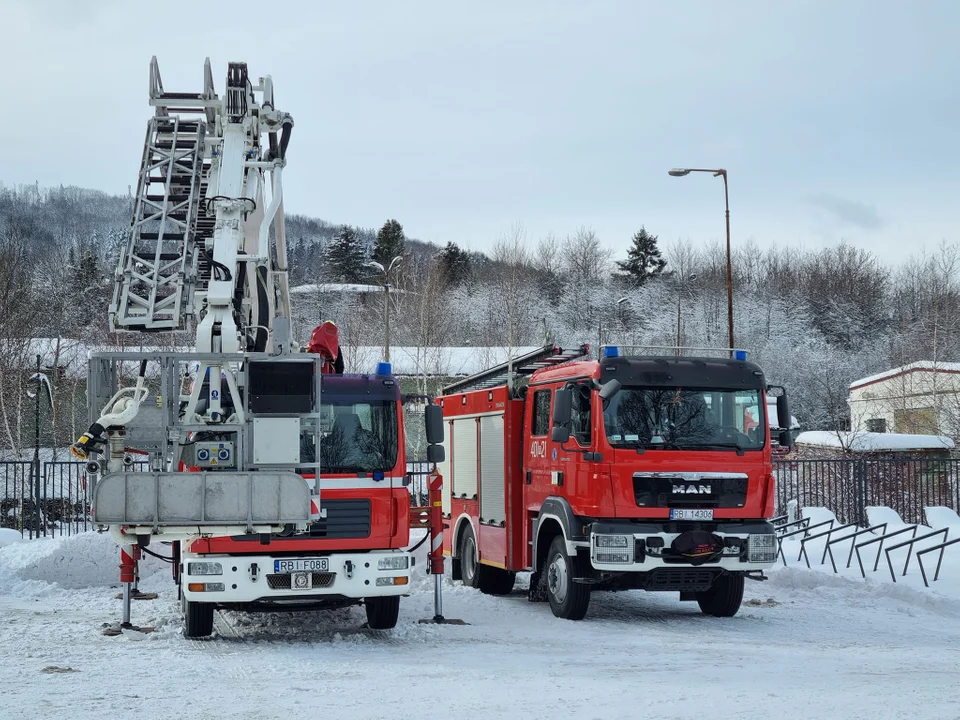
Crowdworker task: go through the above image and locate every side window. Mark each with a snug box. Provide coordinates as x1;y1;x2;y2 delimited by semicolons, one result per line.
531;389;551;437
570;384;592;445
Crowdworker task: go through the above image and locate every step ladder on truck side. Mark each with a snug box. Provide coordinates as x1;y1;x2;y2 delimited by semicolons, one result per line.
71;57;451;638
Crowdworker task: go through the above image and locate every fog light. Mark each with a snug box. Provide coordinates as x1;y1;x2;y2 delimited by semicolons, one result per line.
188;561;223;576
748;534;777;563
378;555;410;570
594;551;632;564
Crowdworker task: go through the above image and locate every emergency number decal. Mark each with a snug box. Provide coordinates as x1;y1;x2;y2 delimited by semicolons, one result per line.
531;440;547;458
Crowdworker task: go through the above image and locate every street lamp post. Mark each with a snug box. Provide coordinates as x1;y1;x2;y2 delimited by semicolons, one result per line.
367;256;402;362
668;167;734;352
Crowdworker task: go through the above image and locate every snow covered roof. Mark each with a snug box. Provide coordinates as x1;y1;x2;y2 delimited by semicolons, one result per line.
291;283;405;295
345;346;542;377
795;430;955;452
849;361;960;390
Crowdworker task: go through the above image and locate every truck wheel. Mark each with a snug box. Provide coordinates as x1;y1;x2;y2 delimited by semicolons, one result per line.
365;596;400;630
458;525;480;589
478;566;516;596
545;536;590;620
183;598;214;638
696;572;745;617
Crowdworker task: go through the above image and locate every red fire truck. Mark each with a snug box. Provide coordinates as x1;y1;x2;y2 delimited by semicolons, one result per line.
437;344;792;620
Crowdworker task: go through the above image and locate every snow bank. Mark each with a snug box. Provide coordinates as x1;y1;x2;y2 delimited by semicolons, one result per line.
0;531;166;590
0;528;24;548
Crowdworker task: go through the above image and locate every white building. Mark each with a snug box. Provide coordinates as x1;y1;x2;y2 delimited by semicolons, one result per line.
848;361;960;436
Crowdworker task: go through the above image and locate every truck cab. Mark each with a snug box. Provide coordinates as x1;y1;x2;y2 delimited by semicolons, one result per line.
177;363;414;636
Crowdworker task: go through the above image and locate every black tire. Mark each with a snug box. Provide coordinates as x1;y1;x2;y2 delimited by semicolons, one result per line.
478;566;517;596
544;536;590;620
183;598;214;638
458;524;480;589
365;596;400;630
696;572;745;617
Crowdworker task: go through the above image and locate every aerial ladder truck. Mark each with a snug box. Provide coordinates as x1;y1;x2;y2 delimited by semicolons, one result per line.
70;57;446;637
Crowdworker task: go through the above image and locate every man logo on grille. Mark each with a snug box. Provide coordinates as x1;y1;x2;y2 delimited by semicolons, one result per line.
672;484;712;494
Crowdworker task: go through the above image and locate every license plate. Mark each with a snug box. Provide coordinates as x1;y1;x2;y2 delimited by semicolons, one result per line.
670;508;714;521
274;558;329;573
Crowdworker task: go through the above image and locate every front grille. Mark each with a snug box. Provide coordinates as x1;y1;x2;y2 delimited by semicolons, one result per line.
633;474;748;509
266;572;336;590
642;568;718;592
307;499;372;538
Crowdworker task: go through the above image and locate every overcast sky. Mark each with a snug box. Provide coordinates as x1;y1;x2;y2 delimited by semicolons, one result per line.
2;1;957;264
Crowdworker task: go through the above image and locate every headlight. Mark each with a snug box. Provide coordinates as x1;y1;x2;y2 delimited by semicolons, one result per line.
747;534;777;563
592;534;633;564
188;561;223;576
378;555;410;570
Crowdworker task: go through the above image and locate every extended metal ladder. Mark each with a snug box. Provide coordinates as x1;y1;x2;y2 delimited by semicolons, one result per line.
442;343;591;395
109;57;218;333
109;116;206;332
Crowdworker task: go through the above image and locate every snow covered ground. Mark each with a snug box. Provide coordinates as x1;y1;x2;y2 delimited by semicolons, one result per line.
1;529;959;720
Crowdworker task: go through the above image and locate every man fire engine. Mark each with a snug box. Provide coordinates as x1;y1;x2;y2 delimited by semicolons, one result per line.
436;344;791;620
70;57;444;638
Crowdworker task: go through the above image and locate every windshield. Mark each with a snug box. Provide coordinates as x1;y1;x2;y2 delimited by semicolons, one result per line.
603;387;765;450
300;393;399;473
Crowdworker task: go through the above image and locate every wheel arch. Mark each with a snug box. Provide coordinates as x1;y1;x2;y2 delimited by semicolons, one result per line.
450;512;477;559
532;497;582;570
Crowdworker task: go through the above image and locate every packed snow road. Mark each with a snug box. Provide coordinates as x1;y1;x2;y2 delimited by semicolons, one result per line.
1;532;958;720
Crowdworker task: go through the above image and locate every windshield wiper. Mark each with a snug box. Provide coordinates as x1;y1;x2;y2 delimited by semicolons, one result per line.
677;441;747;456
611;440;684;454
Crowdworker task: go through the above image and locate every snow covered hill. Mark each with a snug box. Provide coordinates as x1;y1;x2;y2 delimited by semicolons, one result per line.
1;531;958;720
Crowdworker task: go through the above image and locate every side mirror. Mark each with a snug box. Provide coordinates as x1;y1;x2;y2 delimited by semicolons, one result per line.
427;443;445;463
776;393;791;435
778;429;793;449
551;425;570;444
552;388;572;425
599;379;621;401
425;404;444;445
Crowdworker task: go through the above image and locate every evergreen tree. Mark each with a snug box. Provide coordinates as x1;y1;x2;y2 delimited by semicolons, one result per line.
372;219;406;269
437;241;471;285
325;225;366;283
614;226;667;286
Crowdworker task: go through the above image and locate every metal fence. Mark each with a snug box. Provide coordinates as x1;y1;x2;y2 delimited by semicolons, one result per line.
1;459;439;539
774;458;960;526
1;460;151;538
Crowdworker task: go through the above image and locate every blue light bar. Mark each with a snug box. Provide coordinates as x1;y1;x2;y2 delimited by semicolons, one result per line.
376;361;392;375
734;350;748;361
603;346;619;358
373;471;385;481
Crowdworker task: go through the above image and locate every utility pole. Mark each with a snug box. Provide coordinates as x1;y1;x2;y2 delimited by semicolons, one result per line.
33;354;41;538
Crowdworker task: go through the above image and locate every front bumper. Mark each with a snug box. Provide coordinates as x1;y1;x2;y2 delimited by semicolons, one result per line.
181;550;413;603
587;520;778;572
